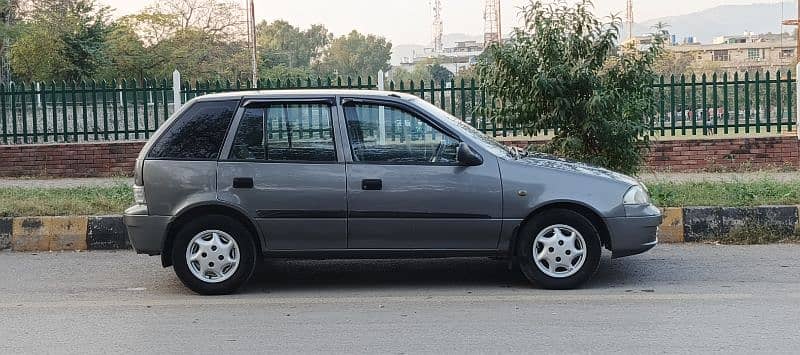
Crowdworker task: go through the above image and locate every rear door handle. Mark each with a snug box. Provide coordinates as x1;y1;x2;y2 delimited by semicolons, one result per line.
361;179;382;191
233;177;254;189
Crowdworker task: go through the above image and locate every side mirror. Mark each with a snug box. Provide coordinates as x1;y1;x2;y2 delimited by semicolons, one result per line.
457;142;483;166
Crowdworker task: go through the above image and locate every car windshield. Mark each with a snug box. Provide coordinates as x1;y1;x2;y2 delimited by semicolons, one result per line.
410;98;515;158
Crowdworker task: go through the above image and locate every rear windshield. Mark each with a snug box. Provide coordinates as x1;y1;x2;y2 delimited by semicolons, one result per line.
148;100;238;160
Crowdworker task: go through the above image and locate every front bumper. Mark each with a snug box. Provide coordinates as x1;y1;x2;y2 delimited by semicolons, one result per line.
123;205;170;256
605;213;662;259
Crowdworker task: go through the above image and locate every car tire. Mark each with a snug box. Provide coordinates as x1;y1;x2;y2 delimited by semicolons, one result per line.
172;215;257;295
516;208;601;290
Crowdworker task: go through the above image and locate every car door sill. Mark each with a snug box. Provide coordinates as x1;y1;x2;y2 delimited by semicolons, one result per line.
263;249;503;260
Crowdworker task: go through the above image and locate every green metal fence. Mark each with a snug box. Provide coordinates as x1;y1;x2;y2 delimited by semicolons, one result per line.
0;71;795;145
652;71;795;136
0;79;173;144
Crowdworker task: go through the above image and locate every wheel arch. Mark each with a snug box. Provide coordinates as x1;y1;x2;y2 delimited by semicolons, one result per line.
161;203;263;267
509;201;612;260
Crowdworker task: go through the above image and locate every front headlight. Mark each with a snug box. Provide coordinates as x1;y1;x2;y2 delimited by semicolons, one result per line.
623;185;650;205
133;185;147;205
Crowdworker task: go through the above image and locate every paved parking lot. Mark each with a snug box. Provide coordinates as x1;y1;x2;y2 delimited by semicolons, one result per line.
1;244;799;353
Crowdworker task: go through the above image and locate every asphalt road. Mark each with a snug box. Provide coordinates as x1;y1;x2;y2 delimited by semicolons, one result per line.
1;244;799;354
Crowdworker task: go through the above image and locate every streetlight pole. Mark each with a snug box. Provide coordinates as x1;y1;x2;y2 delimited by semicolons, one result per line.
248;0;258;85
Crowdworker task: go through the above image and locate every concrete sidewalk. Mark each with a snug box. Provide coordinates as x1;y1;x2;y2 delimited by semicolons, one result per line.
639;171;800;183
0;177;132;189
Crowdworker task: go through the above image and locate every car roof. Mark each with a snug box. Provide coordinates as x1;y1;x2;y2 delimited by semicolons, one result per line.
196;89;419;101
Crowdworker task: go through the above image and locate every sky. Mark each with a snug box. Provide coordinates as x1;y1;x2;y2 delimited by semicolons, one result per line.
102;0;789;45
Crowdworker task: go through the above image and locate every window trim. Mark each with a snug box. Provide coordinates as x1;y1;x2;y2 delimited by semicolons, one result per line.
221;101;340;164
341;98;463;166
146;98;241;162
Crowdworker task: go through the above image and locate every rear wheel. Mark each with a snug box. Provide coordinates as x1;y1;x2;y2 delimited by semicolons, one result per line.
516;209;601;289
172;215;257;295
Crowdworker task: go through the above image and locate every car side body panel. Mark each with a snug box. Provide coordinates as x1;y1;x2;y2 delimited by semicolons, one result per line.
143;160;219;217
217;162;348;250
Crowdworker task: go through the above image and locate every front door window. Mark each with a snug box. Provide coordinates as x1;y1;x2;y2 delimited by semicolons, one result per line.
343;103;459;164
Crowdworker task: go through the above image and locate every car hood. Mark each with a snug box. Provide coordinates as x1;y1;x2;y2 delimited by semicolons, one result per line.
512;153;640;186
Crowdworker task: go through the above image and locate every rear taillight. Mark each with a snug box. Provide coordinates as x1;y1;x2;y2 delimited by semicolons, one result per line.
134;158;144;186
133;185;147;205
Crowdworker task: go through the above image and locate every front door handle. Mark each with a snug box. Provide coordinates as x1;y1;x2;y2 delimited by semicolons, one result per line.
361;179;382;191
233;177;254;189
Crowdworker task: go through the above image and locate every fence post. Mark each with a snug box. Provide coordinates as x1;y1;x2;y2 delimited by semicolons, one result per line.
36;82;41;107
173;70;182;111
377;70;385;91
377;69;386;144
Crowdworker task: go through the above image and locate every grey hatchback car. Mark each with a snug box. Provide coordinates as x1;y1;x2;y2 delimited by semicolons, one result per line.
124;90;661;295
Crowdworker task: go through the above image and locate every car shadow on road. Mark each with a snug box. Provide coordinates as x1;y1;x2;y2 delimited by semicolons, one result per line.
238;253;651;294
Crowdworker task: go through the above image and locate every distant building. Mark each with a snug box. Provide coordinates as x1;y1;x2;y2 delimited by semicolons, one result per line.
398;41;485;75
669;33;795;73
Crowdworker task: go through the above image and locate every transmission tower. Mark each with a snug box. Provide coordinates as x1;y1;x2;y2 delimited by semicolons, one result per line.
484;0;501;47
626;0;634;41
431;0;444;53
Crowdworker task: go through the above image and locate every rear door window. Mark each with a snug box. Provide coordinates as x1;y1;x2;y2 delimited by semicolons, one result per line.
228;103;337;162
148;100;238;160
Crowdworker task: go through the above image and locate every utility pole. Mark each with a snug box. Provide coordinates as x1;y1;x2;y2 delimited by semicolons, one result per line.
483;0;501;47
626;0;634;42
248;0;258;85
431;0;444;53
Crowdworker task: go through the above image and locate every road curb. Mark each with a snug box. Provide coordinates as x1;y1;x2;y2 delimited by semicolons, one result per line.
0;218;11;250
682;206;799;242
2;207;799;252
4;216;128;252
87;216;130;250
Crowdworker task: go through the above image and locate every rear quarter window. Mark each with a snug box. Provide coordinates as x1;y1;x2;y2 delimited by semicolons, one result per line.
148;100;238;160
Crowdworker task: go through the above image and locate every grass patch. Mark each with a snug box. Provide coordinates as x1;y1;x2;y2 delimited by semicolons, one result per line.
0;180;799;217
649;180;800;207
0;185;132;217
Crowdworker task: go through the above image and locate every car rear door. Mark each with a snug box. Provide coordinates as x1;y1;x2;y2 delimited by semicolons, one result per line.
217;97;348;250
340;98;503;250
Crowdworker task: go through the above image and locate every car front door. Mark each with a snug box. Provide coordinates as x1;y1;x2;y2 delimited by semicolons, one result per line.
341;99;503;250
217;99;348;250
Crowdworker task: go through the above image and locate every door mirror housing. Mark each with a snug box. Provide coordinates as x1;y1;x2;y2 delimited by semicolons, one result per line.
457;142;483;166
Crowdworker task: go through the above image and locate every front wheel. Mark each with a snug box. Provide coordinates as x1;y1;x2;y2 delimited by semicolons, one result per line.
172;215;257;295
516;209;602;290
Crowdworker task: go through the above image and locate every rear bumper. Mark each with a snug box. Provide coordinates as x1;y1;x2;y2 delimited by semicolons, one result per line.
605;214;662;259
123;205;170;256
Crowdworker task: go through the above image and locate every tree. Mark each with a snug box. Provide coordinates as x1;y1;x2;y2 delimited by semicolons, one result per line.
256;20;330;70
317;30;391;78
142;0;243;39
148;27;249;81
390;59;453;84
0;0;21;82
10;0;110;82
477;0;663;174
124;0;249;81
98;17;151;80
654;50;694;76
429;63;453;82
